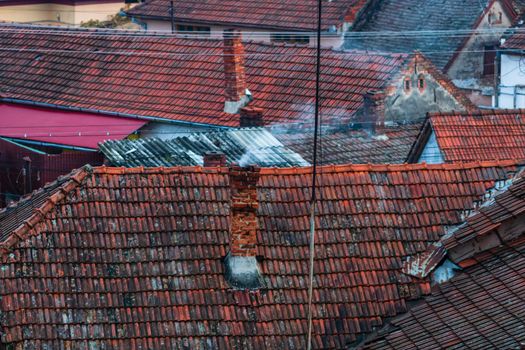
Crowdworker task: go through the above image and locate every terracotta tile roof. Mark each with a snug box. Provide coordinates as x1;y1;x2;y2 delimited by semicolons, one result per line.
409;109;525;163
363;171;525;349
99;128;310;167
402;170;524;279
127;0;370;31
0;173;76;241
0;161;519;349
442;170;525;253
502;31;525;49
273;123;422;164
0;25;409;127
360;237;525;350
347;0;492;70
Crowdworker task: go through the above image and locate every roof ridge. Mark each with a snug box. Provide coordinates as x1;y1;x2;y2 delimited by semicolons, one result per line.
0;165;92;257
88;161;521;176
92;165;230;175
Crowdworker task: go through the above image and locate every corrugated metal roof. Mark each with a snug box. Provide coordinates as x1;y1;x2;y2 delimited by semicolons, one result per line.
0;103;146;149
100;128;309;167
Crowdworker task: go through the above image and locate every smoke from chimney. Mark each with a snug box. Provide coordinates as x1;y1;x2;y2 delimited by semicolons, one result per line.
355;90;386;134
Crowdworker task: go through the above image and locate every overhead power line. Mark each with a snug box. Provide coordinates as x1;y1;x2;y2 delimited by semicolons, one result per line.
306;0;322;348
0;46;519;57
1;24;525;37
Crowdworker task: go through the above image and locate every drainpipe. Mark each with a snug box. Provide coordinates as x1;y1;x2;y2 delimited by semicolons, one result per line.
494;50;500;108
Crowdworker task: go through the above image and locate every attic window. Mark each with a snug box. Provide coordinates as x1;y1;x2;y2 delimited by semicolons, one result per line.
404;78;411;92
488;11;503;24
418;75;425;92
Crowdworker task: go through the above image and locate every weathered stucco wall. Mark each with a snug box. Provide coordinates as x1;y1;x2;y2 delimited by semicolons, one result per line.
447;0;512;82
384;58;467;123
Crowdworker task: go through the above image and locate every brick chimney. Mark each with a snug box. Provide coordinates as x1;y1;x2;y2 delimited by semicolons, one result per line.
203;152;227;167
223;29;251;114
356;90;386;134
239;106;264;127
224;165;262;289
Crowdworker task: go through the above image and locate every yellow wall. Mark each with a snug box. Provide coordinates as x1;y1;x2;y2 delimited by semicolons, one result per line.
0;2;125;25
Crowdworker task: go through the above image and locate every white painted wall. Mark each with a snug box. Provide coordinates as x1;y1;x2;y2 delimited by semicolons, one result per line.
418;130;444;164
497;53;525;108
140;19;344;48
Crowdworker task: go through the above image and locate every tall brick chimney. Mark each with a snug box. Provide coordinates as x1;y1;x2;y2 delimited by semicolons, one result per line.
223;29;251;114
203;152;227;167
356;90;386;134
239;106;264;127
224;165;262;289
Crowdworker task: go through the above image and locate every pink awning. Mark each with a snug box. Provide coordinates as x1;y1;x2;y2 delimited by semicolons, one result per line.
0;103;147;149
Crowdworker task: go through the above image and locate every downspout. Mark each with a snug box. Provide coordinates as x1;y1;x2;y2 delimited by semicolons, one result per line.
494;49;501;108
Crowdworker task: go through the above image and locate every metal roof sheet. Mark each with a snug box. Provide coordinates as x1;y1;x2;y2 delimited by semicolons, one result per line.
100;128;310;167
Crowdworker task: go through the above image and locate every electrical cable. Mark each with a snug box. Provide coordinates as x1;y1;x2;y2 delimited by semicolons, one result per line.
306;0;322;348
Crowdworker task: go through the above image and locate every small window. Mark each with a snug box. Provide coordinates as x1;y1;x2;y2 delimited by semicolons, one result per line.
418;75;425;92
404;78;411;92
176;24;211;35
271;33;310;45
488;11;503;25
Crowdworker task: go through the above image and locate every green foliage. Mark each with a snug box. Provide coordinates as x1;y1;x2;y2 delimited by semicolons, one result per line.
80;13;131;29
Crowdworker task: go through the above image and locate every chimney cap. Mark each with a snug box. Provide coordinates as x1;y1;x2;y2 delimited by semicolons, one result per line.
203;152;227;167
240;106;265;128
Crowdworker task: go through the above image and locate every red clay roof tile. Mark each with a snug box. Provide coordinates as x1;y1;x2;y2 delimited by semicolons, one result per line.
0;25;410;127
127;0;369;31
411;109;525;163
0;162;520;349
361;236;525;350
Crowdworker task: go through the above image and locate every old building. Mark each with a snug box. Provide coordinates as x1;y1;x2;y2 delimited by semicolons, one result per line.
0;161;520;349
0;0;130;25
126;0;377;48
359;171;525;349
348;0;525;107
407;109;525;163
496;31;525;108
0;25;476;140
